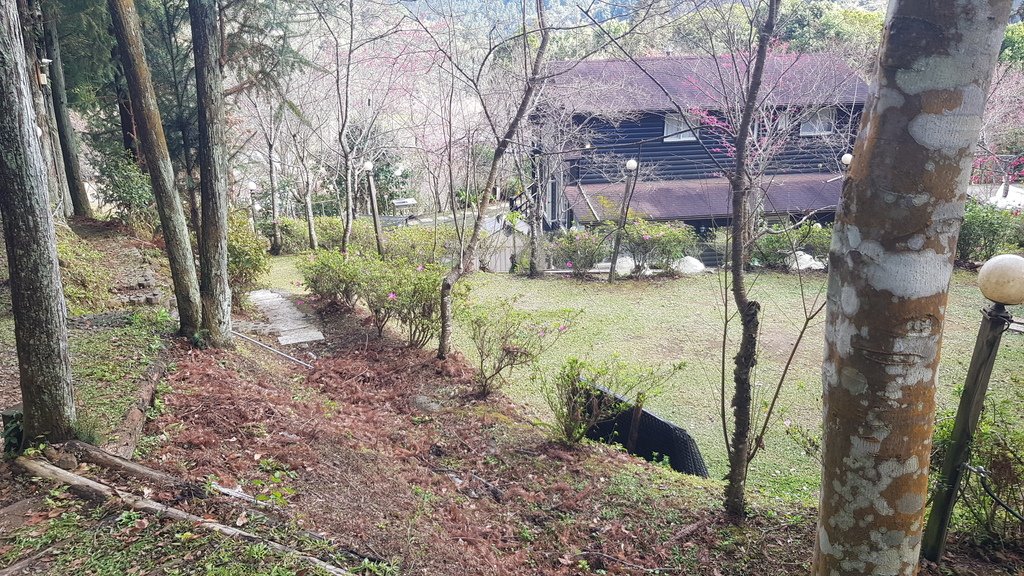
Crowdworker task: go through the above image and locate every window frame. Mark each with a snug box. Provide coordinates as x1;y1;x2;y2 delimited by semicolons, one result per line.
799;107;837;137
663;112;700;143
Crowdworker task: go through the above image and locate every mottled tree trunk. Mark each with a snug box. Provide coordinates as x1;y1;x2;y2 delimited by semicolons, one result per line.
0;0;76;444
188;0;231;347
108;0;202;336
43;4;92;218
813;0;1012;573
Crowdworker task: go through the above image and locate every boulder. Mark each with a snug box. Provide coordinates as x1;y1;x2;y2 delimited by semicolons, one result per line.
672;256;706;275
787;250;826;271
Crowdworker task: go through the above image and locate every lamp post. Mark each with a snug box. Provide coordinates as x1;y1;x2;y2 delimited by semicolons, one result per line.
364;160;384;257
246;181;259;234
608;158;639;282
922;253;1024;562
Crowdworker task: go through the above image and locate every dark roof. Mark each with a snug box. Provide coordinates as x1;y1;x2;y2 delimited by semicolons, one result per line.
565;172;843;223
544;53;868;114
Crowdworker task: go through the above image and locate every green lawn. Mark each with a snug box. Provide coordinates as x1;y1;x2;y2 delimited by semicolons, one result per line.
272;255;1024;504
454;270;1024;504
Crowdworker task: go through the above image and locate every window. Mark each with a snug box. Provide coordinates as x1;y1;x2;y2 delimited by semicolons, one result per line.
800;107;836;137
663;113;699;142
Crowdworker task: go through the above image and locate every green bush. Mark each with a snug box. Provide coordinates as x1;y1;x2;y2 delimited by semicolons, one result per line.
385;225;459;265
932;381;1024;545
753;222;833;269
620;219;698;273
313;216;346;250
392;263;465;348
276;217;311;254
550;229;608;278
539;356;675;445
458;298;579;396
957;200;1019;261
227;212;270;308
95;152;158;234
299;250;361;308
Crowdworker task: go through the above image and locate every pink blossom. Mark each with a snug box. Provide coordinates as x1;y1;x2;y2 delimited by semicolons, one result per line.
416;265;424;271
566;261;573;268
557;325;568;333
642;234;651;240
387;292;397;300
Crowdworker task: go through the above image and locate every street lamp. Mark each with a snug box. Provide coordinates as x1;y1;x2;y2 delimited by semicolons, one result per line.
840;152;853;167
922;253;1024;562
363;160;384;257
608;159;640;281
246;181;259;233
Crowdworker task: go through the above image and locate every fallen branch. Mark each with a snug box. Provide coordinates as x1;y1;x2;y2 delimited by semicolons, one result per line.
13;457;353;576
66;440;202;495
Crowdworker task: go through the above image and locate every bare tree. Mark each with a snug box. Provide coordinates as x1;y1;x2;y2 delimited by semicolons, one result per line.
812;0;1012;572
108;0;203;336
0;0;75;443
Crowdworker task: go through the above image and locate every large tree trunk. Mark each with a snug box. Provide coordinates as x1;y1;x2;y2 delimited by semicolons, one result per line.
812;0;1012;573
188;0;231;347
108;0;202;336
43;3;92;218
18;0;65;214
0;0;76;444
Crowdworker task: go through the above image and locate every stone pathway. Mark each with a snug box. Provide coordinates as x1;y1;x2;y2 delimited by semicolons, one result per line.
242;289;324;346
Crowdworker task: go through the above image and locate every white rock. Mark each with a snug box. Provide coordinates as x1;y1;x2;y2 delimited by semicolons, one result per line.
787;251;826;271
672;256;706;275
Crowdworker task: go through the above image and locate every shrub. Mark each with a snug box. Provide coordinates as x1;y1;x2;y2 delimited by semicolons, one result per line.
753;222;833;269
540;356;675;445
276;217;311;254
392;263;466;348
313;216;346;250
931;382;1024;544
385;225;459;265
95;152;158;234
299;250;361;308
550;228;607;278
620;219;699;273
227;212;270;308
353;257;399;337
957;199;1018;261
458;298;579;397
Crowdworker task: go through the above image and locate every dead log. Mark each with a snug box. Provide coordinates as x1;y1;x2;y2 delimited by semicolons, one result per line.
13;457;353;576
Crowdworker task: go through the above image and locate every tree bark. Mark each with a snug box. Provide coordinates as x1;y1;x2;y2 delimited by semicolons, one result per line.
267;139;281;255
188;0;231;347
43;2;92;218
0;0;76;444
108;0;202;336
812;0;1012;573
722;0;778;519
111;49;140;164
303;189;318;251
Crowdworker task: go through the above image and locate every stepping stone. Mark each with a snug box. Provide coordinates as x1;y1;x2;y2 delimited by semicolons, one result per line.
243;289;324;346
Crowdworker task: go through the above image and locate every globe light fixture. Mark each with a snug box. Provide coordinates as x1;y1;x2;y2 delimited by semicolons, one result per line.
840;152;853;167
978;254;1024;305
363;160;374;171
625;158;638;171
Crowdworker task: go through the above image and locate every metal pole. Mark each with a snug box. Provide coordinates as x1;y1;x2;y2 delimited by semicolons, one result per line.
607;170;636;282
921;302;1011;562
367;172;385;257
